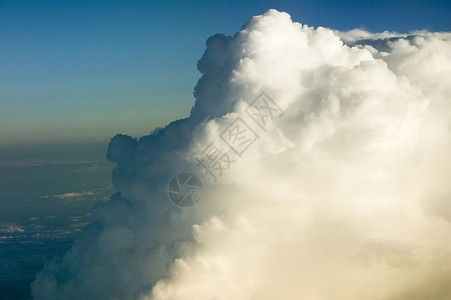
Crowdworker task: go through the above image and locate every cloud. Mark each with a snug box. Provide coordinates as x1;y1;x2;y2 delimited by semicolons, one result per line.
32;9;451;300
40;192;95;201
0;223;25;234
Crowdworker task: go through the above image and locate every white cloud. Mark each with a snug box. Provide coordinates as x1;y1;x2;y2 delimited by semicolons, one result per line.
0;223;25;234
32;9;451;300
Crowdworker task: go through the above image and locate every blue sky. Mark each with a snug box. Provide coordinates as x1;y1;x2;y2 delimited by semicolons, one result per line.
1;0;450;145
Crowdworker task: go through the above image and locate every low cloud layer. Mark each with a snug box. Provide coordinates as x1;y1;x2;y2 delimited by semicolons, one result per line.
32;10;451;300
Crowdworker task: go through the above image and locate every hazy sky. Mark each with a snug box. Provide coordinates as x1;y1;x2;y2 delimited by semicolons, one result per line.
1;0;450;145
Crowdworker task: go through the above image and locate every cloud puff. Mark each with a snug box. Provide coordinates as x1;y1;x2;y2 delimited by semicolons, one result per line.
32;9;451;300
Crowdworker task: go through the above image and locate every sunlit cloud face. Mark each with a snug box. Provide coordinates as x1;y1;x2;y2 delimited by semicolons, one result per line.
32;9;451;300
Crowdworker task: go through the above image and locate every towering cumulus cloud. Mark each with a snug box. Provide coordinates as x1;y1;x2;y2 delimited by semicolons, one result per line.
32;10;451;299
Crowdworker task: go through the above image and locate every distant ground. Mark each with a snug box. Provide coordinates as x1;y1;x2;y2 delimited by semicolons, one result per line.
0;141;114;299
